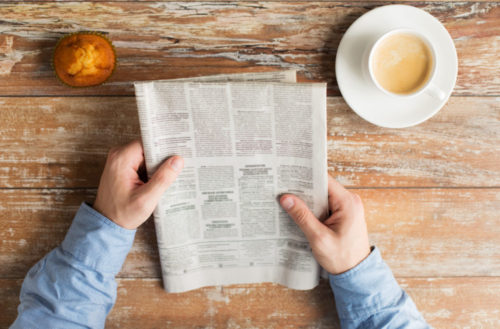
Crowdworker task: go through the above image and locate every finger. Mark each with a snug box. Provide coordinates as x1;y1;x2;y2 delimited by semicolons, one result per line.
138;156;184;202
323;211;344;227
327;174;351;211
109;140;145;171
280;194;326;241
124;140;146;171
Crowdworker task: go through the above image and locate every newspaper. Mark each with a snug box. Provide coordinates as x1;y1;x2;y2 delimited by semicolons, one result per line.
134;71;328;293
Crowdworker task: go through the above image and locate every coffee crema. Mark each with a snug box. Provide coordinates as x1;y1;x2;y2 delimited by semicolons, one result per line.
371;33;433;95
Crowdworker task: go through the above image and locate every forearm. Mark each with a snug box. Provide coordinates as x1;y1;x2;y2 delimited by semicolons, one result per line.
329;247;430;329
11;203;136;329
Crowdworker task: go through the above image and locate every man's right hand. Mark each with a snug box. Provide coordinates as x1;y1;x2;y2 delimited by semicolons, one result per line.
280;174;371;275
93;140;183;230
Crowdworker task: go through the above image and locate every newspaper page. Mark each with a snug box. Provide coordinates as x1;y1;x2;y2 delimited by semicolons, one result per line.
134;71;328;293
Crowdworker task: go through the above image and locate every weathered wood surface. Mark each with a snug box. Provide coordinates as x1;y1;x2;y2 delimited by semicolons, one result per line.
1;188;499;278
10;0;499;2
2;277;500;328
1;1;499;327
327;97;500;187
107;277;500;329
0;97;139;188
0;2;498;96
0;96;498;188
364;188;500;276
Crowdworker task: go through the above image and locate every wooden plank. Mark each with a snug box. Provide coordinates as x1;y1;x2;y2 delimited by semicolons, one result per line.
2;277;500;328
110;280;339;329
0;279;23;328
0;189;162;279
0;279;339;329
400;277;500;329
0;97;140;188
0;96;498;188
327;96;500;187
360;188;500;277
0;2;498;96
1;188;498;279
108;277;500;329
9;0;499;2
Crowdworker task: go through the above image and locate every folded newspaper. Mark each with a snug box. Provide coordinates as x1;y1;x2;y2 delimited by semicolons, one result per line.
134;70;328;293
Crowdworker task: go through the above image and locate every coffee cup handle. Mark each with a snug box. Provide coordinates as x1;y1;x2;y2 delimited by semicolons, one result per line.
426;83;446;100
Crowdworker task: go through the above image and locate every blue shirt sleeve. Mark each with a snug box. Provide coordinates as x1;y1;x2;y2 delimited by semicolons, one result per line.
10;202;136;329
329;246;431;329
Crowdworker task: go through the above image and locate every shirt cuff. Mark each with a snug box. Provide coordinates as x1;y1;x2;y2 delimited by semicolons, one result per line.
61;202;136;275
328;246;403;321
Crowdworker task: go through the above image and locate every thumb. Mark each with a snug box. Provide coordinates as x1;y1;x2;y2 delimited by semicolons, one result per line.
280;194;326;241
139;156;184;202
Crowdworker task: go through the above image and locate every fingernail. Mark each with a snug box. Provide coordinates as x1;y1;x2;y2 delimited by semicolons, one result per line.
170;157;184;172
281;197;294;210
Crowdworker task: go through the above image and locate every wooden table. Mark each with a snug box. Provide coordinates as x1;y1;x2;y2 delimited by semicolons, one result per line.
1;1;499;328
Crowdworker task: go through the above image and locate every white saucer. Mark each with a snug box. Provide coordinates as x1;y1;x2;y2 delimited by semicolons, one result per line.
335;5;457;128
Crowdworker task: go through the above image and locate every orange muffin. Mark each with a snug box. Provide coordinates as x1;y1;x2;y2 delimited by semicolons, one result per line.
53;33;116;87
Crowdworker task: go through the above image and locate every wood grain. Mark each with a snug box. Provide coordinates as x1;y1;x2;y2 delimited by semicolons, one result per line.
2;277;500;328
107;277;500;329
0;2;498;96
1;96;498;188
362;188;500;277
0;97;140;188
10;0;499;2
326;97;500;187
400;277;500;328
1;188;498;279
1;1;499;327
0;189;162;279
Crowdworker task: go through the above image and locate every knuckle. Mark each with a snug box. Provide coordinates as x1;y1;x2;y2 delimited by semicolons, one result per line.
337;193;351;207
293;208;310;225
107;146;121;160
155;169;174;185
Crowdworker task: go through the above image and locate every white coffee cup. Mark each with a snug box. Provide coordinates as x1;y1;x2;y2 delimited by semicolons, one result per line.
367;28;445;100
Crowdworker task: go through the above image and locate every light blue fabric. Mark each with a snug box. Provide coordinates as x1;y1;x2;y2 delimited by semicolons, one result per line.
329;247;431;328
11;203;429;328
10;203;136;329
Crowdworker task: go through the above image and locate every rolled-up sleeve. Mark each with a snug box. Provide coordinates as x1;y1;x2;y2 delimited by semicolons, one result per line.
11;202;136;329
329;247;430;329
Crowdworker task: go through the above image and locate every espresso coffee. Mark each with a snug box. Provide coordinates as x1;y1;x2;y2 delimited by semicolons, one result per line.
372;33;433;95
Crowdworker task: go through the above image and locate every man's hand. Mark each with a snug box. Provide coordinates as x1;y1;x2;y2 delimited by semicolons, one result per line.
280;174;370;275
93;140;184;230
